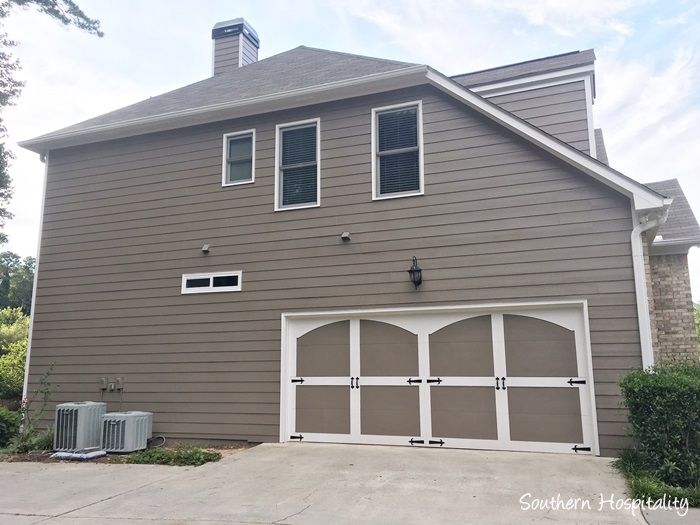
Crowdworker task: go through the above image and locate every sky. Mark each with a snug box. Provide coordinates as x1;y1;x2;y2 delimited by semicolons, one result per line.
1;0;699;299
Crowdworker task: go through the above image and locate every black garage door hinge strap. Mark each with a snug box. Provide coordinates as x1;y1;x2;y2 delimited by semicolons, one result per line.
429;439;445;446
290;435;304;441
291;378;305;384
407;378;422;384
572;445;591;453
426;378;442;384
567;378;586;385
409;438;424;445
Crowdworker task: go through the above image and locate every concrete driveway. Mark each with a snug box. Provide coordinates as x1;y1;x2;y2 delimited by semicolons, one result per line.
0;443;679;524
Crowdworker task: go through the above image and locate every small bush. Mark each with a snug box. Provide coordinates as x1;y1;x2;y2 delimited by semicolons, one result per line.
125;446;221;466
614;450;700;507
619;363;700;488
0;407;20;448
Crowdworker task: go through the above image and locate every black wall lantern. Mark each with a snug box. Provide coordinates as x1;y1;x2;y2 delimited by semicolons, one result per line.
407;256;422;289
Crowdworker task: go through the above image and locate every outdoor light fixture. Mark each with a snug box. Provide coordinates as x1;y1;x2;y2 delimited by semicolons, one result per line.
407;256;422;289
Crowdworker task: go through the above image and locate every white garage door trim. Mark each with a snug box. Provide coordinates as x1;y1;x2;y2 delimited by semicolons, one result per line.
280;300;600;456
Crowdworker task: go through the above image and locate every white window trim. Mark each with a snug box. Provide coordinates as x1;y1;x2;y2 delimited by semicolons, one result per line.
221;129;256;187
371;100;424;201
274;117;321;211
181;271;242;294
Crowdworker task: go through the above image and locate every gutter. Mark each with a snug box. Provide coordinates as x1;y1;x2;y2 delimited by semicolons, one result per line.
630;204;671;369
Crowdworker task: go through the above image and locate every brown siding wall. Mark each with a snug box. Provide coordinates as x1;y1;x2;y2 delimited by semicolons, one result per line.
486;81;591;154
29;85;639;455
213;35;240;75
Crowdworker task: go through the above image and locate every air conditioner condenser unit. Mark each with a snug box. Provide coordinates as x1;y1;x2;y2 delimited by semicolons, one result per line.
54;401;107;451
101;411;153;453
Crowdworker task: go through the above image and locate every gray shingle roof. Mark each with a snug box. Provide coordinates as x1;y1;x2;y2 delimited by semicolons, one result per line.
594;129;609;165
645;179;700;243
452;49;595;87
34;46;417;140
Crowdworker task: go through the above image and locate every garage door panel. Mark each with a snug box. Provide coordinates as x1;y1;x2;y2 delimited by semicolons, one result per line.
287;306;595;455
429;316;493;376
296;320;350;377
296;386;350;435
431;386;498;440
507;387;583;443
360;320;418;377
361;386;420;437
504;315;578;377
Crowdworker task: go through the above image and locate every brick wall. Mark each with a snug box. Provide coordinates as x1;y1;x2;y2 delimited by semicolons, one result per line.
649;252;699;362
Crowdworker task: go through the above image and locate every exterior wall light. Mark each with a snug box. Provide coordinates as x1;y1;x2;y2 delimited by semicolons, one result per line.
407;256;422;289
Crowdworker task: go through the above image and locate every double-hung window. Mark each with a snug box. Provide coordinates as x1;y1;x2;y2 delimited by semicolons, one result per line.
222;130;255;186
372;101;424;199
275;118;320;210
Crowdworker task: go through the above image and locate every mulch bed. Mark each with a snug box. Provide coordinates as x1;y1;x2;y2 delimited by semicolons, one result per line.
0;442;254;464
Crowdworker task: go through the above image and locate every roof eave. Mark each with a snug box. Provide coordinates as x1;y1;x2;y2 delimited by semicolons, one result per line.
19;65;429;154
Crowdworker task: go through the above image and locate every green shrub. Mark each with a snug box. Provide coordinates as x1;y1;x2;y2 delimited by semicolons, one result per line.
619;363;700;488
0;308;29;350
0;339;26;399
6;367;54;453
614;450;700;506
125;447;222;466
0;407;20;448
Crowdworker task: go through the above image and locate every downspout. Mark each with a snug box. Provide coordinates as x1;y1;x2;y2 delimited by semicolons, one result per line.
22;150;49;400
630;205;670;369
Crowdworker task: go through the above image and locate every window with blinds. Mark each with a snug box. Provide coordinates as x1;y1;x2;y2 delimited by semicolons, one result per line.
222;130;255;186
276;119;320;210
373;102;423;199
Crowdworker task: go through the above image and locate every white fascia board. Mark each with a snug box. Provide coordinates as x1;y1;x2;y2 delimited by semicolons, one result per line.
426;68;666;213
19;65;429;153
469;64;595;97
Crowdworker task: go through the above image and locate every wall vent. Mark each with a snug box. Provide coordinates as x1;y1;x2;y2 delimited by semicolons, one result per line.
53;401;107;451
101;411;153;453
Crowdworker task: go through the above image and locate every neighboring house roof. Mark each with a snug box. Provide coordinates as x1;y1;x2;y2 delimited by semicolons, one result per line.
594;129;609;165
19;46;667;213
645;179;700;254
451;49;596;88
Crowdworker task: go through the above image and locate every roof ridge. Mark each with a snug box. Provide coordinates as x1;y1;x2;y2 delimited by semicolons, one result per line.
451;49;594;79
297;45;418;67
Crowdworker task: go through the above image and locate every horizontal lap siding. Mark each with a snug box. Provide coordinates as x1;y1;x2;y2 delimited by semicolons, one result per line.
213;35;240;75
486;81;591;153
29;85;637;453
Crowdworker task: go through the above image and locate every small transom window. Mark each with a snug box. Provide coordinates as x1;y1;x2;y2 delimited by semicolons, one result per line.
222;130;255;186
372;101;424;199
275;119;320;210
181;271;242;294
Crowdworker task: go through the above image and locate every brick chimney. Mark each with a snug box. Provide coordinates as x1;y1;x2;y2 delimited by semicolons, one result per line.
211;18;259;75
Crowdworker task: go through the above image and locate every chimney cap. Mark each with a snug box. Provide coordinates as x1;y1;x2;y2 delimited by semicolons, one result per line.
211;18;259;47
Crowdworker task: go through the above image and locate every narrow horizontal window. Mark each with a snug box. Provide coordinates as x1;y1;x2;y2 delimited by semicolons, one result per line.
181;271;242;294
372;102;424;199
275;119;320;210
222;130;255;186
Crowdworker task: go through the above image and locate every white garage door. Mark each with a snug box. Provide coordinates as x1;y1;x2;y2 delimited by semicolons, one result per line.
280;303;599;455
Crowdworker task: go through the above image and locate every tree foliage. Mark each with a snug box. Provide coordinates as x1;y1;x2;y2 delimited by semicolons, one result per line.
0;306;28;399
0;251;34;314
0;0;102;244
